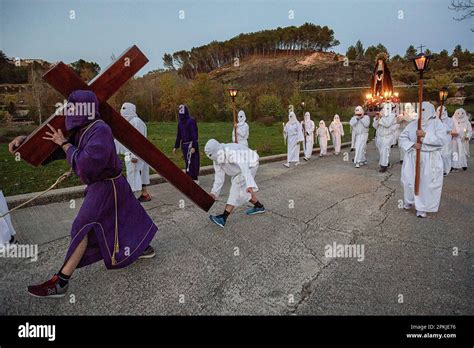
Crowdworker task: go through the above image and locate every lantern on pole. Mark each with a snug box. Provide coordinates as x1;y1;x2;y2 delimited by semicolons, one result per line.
301;101;306;152
228;88;239;143
412;51;431;196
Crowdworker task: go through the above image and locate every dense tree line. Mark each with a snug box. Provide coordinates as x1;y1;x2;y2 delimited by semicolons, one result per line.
163;23;340;78
0;51;29;84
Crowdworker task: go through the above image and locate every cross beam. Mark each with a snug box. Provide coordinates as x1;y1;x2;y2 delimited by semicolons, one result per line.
15;46;215;212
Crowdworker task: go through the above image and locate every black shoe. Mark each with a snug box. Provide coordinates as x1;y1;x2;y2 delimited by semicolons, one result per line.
379;166;387;173
400;160;403;164
462;167;467;171
350;148;354;152
139;246;155;259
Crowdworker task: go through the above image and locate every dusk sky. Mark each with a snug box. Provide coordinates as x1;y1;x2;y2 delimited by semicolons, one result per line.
1;0;472;74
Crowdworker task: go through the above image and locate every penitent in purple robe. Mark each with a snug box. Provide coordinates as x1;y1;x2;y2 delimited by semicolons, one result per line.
174;105;200;180
48;90;157;269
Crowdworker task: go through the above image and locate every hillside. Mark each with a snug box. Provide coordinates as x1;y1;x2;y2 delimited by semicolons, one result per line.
208;52;376;90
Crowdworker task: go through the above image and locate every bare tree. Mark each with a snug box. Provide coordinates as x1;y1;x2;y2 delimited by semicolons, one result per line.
449;0;474;30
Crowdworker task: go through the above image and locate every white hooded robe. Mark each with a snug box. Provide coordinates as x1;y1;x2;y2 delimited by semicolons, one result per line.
205;140;259;207
349;106;370;165
373;103;396;167
316;120;330;156
232;110;250;148
451;108;472;169
329;114;344;154
437;106;454;174
301;112;315;158
397;103;418;161
115;103;151;193
399;102;448;212
284;112;304;163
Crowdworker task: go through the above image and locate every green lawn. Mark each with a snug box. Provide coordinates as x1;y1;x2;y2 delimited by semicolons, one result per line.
0;122;355;196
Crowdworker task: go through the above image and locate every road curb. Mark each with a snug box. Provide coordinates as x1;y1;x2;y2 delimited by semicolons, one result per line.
6;142;352;209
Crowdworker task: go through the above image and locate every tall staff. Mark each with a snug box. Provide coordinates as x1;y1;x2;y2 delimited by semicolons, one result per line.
228;88;239;143
438;87;449;118
301;101;306;152
412;51;431;196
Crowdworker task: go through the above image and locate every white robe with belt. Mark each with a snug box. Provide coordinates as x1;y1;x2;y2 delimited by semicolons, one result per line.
284;122;304;163
316;125;330;155
115;116;150;192
349;115;370;164
451;118;472;169
329;121;344;154
399;115;447;212
373;113;396;166
440;117;454;174
232;122;250;148
302;120;315;158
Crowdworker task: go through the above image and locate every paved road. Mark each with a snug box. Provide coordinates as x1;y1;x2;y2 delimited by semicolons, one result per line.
1;141;473;315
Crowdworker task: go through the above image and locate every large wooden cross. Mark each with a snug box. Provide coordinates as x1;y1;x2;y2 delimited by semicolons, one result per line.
15;45;215;212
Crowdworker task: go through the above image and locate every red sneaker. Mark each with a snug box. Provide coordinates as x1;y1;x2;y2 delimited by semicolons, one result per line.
27;275;69;298
138;194;152;202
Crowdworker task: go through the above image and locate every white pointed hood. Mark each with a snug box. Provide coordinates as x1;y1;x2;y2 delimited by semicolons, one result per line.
237;110;246;126
288;111;298;125
120;102;137;122
304;111;311;123
204;139;225;164
453;108;468;123
436;106;448;120
421;102;436;127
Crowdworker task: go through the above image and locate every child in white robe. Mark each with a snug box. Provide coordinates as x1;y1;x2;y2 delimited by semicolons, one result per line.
349;106;370;168
301;112;315;160
329;114;344;155
283;112;304;167
399;102;448;218
451;108;472;171
316;120;330;156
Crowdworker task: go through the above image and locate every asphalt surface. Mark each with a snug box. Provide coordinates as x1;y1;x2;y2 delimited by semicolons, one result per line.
1;141;473;315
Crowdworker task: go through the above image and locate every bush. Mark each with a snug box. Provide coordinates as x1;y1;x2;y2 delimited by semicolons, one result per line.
255;94;285;120
259;116;276;126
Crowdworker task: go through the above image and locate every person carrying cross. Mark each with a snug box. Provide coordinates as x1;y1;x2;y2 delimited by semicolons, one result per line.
8;90;158;298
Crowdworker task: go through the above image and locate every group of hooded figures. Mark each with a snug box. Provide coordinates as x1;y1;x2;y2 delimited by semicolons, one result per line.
3;89;471;298
4;91;264;298
350;101;472;218
283;111;345;167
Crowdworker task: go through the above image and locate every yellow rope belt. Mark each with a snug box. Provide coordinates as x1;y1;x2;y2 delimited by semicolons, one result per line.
108;174;121;265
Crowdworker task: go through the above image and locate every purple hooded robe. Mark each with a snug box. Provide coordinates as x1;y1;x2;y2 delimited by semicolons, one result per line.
47;90;157;269
174;105;200;180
